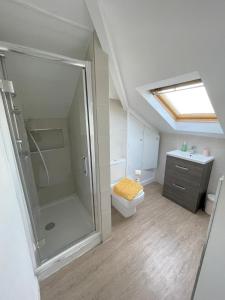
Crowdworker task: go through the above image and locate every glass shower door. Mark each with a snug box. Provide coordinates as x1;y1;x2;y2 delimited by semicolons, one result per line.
2;50;96;264
0;54;43;263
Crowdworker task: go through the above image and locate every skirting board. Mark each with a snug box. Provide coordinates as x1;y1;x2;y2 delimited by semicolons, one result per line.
36;232;101;281
141;176;156;186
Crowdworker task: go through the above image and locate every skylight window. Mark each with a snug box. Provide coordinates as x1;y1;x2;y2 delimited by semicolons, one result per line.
151;80;217;121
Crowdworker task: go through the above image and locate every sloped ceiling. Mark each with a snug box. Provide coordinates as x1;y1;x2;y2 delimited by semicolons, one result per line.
86;0;225;137
6;52;81;119
0;0;94;119
1;0;225;135
0;0;93;59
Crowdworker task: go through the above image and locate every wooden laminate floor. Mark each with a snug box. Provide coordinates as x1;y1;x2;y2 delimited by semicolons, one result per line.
40;183;209;300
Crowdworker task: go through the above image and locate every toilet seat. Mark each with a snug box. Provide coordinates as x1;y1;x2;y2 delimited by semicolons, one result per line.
111;185;144;218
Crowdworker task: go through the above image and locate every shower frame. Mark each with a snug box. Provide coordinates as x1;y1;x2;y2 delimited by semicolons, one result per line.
0;41;101;278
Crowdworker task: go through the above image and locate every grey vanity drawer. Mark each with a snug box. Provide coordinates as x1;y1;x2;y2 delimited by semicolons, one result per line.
163;174;200;212
165;168;201;188
164;172;200;191
165;156;204;183
163;182;199;212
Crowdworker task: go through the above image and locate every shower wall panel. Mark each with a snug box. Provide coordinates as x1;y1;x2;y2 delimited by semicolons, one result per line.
27;118;74;206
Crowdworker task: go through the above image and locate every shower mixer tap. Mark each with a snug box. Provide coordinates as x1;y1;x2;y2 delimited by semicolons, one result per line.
11;106;22;115
19;150;30;157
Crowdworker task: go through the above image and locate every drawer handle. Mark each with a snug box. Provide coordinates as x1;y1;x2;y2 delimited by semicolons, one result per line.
175;164;189;171
172;183;186;191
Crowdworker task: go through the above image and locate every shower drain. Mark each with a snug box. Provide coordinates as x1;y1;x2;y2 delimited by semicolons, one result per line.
45;222;55;231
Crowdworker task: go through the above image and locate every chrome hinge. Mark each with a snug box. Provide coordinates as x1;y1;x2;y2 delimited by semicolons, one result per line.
0;79;15;94
36;239;46;249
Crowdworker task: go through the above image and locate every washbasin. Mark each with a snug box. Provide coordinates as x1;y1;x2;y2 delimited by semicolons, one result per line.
166;150;214;165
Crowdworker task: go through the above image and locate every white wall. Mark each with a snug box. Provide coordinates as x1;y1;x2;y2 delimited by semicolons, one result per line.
127;113;159;184
156;133;225;193
109;99;127;161
27;118;74;206
109;100;160;185
0;95;39;299
193;179;225;300
89;33;111;241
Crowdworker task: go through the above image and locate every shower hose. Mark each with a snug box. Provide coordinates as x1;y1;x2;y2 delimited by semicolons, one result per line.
28;130;50;185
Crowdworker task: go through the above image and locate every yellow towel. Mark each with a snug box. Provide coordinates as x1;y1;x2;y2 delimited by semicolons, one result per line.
113;177;143;201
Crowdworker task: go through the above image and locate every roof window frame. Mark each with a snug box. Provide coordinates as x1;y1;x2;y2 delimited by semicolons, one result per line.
150;79;217;122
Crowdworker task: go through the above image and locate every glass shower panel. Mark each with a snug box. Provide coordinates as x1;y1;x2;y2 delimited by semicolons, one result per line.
4;52;95;263
0;55;43;260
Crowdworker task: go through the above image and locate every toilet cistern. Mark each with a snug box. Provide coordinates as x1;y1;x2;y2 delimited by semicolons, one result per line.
135;169;142;182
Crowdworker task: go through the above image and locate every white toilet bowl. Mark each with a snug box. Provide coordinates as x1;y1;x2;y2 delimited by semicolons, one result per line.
110;159;144;217
111;186;144;218
205;177;224;216
205;193;216;215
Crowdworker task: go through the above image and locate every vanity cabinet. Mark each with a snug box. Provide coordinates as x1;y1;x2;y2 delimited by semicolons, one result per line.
163;153;213;213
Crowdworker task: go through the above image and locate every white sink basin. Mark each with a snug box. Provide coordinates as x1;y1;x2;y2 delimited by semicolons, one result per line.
167;150;214;164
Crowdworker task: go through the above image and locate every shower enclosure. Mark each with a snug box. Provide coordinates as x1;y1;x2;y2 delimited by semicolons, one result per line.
0;42;99;268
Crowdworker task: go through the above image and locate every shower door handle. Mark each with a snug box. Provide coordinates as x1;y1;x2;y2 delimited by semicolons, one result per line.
82;156;88;176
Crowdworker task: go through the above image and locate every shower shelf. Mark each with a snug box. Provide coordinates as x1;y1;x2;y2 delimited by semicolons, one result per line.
30;147;64;154
29;128;62;131
28;128;64;152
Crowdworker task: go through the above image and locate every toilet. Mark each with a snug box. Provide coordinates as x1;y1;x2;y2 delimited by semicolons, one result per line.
110;159;144;218
205;176;224;215
205;193;216;215
111;187;144;217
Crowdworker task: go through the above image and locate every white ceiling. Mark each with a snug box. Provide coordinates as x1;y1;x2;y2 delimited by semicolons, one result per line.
0;0;93;59
1;0;225;136
0;0;94;119
22;0;93;29
87;0;225;137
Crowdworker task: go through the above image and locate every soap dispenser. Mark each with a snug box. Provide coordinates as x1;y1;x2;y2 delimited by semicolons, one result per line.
181;141;188;152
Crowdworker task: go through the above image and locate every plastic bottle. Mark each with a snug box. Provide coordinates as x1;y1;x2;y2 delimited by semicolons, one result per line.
181;141;188;152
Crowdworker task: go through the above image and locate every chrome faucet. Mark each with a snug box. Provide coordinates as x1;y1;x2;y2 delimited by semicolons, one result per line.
190;145;197;154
